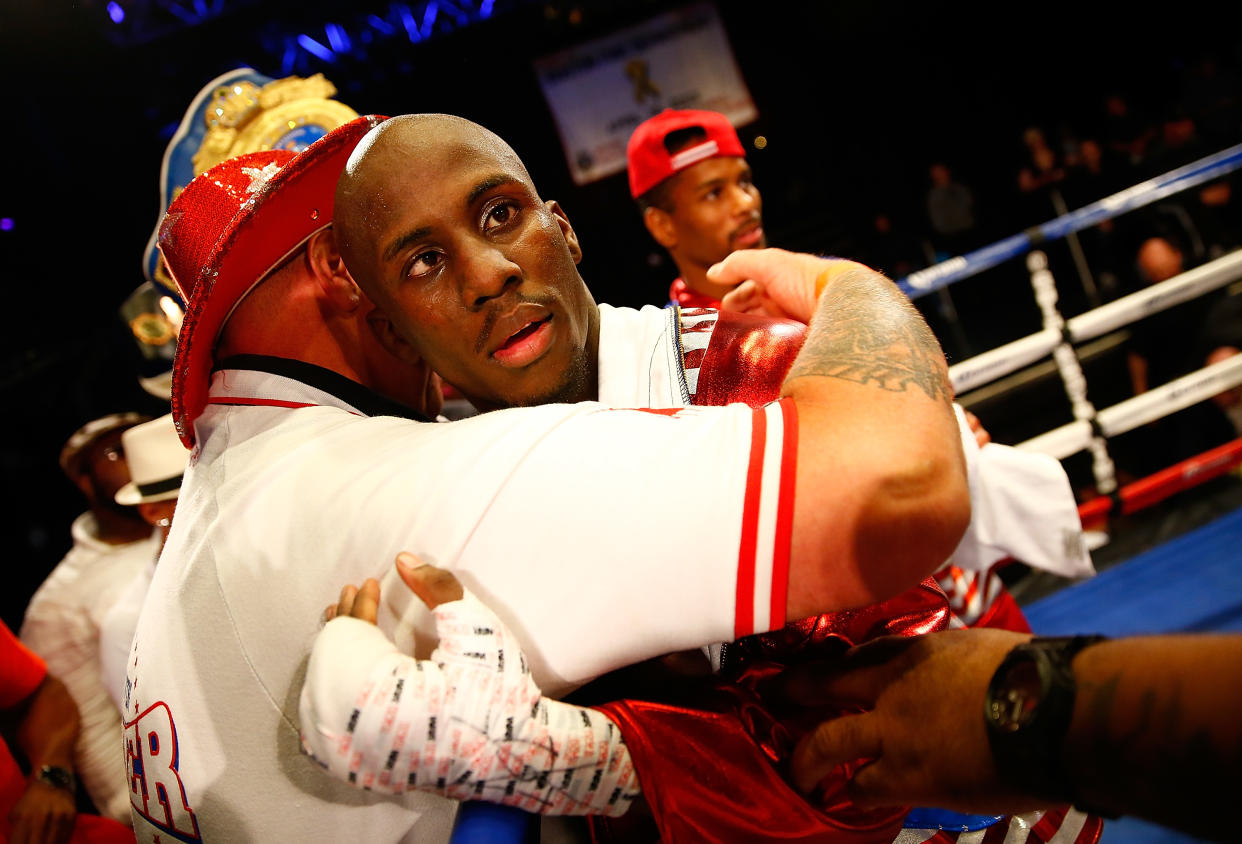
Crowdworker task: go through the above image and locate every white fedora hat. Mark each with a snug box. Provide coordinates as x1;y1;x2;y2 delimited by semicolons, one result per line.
114;414;188;506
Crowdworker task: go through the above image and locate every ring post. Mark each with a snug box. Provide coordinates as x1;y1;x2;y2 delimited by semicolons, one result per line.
1027;250;1117;494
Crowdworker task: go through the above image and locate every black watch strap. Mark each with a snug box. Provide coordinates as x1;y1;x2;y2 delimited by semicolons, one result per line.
984;635;1107;805
35;764;76;794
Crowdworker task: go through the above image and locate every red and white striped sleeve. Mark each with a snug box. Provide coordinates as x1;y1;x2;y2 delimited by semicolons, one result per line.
731;397;798;638
437;397;798;687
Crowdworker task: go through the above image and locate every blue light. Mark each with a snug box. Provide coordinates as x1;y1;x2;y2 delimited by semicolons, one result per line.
396;4;421;42
325;23;350;53
422;2;439;35
106;1;124;23
165;2;196;24
479;0;494;18
297;33;336;62
0;218;13;232
281;39;298;74
366;14;394;35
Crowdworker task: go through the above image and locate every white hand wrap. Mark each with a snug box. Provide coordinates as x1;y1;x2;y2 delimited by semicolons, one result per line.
299;592;640;816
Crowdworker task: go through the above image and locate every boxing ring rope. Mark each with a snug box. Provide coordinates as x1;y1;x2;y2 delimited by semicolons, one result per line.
896;141;1242;299
945;250;1242;396
894;143;1242;532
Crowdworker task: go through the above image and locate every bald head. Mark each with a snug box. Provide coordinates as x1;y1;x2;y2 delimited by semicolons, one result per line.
335;114;535;283
328;112;599;412
1137;236;1184;285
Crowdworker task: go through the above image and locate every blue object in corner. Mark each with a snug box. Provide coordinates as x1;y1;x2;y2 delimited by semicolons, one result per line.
449;802;540;844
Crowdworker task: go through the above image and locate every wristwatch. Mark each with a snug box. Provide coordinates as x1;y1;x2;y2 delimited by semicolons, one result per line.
35;764;76;795
983;635;1107;803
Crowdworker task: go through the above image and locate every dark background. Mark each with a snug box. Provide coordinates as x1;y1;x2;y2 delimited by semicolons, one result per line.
2;0;1238;631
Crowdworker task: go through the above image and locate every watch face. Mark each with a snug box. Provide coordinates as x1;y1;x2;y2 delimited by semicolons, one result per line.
38;765;74;790
988;658;1043;732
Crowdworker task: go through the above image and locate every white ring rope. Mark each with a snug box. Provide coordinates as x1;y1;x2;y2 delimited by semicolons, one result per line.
948;249;1242;396
926;144;1242;493
1018;354;1242;460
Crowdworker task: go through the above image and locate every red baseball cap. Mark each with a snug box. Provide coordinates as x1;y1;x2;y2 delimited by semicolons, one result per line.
159;114;387;447
626;108;746;199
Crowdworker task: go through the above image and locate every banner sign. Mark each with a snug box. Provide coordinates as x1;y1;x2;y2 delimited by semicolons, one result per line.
534;2;757;186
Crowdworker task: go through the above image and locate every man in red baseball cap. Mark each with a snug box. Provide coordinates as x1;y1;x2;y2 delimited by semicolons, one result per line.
627;108;765;308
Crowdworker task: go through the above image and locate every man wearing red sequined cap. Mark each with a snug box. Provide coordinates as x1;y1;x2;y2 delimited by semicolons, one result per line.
627;108;766;308
129;114;974;843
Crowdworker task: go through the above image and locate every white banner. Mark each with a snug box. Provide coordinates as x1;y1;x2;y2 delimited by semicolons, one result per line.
534;2;757;186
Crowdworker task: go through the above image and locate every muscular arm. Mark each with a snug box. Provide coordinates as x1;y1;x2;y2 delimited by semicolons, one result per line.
737;251;968;617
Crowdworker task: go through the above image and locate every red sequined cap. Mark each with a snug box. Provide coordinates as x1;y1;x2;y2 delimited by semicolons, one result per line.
158;114;387;448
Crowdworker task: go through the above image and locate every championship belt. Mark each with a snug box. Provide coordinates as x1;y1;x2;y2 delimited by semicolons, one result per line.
127;68;359;400
141;67;359;305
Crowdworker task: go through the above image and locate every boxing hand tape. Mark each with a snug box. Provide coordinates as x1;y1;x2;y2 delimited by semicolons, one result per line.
299;594;639;816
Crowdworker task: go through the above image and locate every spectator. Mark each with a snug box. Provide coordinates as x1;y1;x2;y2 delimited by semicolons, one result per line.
1101;92;1156;173
20;413;157;825
856;209;924;280
925;162;977;260
1;619;133;843
1201;292;1242;437
1120;233;1232;475
1017;127;1067;197
626;108;765;308
1125;234;1210;394
1061;138;1129;299
97;414;186;715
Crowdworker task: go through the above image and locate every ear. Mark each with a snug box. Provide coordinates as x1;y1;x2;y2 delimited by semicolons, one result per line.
643;206;678;250
306;228;362;313
545;200;583;265
365;305;425;365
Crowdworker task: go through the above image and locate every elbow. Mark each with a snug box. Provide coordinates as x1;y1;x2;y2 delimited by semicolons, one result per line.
856;452;971;600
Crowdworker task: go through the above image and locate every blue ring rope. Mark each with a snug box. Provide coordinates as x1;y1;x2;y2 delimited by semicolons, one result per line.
897;142;1242;299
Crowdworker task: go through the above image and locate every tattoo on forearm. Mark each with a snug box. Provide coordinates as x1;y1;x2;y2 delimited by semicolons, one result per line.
787;270;952;403
1080;671;1242;803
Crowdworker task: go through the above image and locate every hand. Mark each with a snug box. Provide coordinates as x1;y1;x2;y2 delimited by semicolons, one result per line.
711;248;872;323
322;551;463;624
8;780;77;844
302;553;637;814
787;628;1049;815
964;410;991;447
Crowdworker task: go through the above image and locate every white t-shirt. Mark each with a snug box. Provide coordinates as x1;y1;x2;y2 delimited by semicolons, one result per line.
99;556;157;715
21;512;158;824
125;349;794;843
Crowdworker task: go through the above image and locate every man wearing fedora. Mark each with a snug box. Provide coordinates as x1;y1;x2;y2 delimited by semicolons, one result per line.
20;412;156;826
98;414;186;717
127;114;970;842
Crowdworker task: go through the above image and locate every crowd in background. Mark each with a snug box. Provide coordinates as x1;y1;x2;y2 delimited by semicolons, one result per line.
825;56;1242;496
851;55;1242;302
